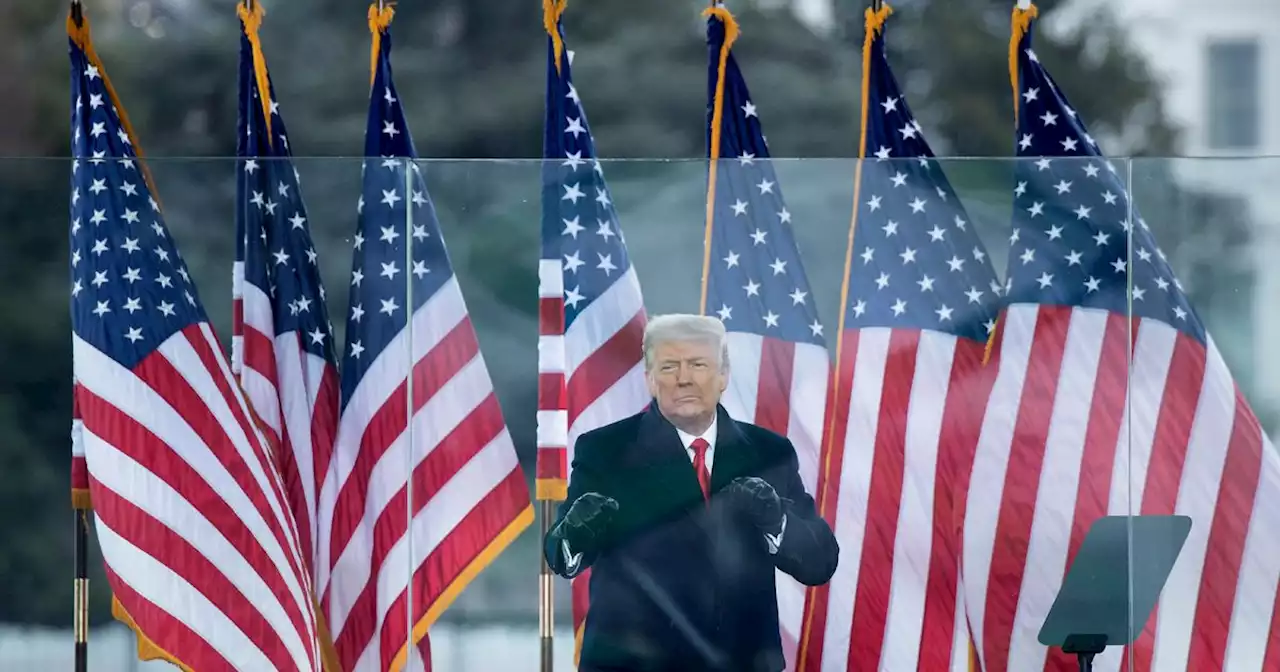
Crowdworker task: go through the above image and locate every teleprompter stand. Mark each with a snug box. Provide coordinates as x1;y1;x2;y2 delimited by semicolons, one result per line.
1037;515;1191;672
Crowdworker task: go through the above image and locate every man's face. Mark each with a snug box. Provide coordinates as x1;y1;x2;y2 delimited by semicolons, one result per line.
645;338;727;431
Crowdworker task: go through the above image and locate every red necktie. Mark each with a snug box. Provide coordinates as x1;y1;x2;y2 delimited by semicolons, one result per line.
690;438;711;501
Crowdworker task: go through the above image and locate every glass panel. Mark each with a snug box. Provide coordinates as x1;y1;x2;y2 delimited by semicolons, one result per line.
9;155;1280;670
1130;156;1280;672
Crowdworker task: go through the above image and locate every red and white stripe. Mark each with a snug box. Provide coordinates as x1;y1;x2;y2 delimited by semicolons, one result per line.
74;323;321;671
238;268;339;578
72;376;90;507
317;277;532;672
536;258;649;645
803;327;995;672
232;258;245;376
964;304;1280;672
720;332;828;671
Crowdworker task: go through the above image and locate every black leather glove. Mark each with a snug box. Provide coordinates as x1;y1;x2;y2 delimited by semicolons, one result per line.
559;492;619;555
723;476;784;534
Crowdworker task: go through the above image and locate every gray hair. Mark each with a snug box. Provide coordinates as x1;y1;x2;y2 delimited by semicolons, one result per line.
642;314;729;371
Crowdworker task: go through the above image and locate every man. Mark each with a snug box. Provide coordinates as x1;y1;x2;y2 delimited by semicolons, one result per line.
545;313;838;672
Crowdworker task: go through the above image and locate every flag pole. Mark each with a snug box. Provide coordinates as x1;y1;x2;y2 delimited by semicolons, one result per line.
539;498;554;672
74;509;89;672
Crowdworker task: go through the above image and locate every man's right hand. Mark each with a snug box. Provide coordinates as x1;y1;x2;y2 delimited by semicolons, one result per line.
560;492;619;555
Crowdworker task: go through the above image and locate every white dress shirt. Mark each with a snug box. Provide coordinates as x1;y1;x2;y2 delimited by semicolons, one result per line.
559;414;786;574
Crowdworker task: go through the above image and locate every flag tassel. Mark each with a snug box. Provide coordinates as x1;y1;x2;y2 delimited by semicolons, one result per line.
698;4;740;315
368;2;395;87
236;0;276;146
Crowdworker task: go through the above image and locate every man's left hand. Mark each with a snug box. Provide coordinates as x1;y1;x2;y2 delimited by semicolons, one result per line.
724;476;784;534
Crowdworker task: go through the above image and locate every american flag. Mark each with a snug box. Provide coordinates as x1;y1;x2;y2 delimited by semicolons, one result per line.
537;5;651;652
315;8;533;671
963;6;1280;671
800;6;1001;671
701;6;829;669
68;13;322;671
232;0;340;582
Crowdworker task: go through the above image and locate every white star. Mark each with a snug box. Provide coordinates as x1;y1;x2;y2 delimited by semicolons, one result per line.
381;189;401;208
1036;272;1053;288
565;286;586;309
927;226;946;242
1040;111;1058;126
1102;191;1118;205
875;272;890;290
1046;225;1064;240
122;267;142;283
867;195;882;212
1014;181;1028;197
900;247;918;264
1019;134;1034;150
596;253;617;275
1054;180;1072;195
1137;248;1152;263
790;288;807;305
909;197;926;213
1111;258;1127;273
882;220;899;236
899;124;918;140
756;179;774;194
1074;205;1092;220
1084;163;1101;178
1084;276;1101;293
351;268;364;287
595;219;615;241
380;261;399;280
936;305;954;321
380;298;400;316
564;251;584;273
770;258;787;275
1093;231;1110;246
1065;250;1083;266
731;200;748;216
412;260;429;278
157;301;176;317
91;239;109;256
1023;87;1039;103
744;279;761;296
351;304;365;322
71;280;83;297
762;312;779;328
750;229;768;245
891;299;907;316
308;328;327;346
380;225;400;244
717;304;733;321
562;183;584;203
91;270;109;288
1133;287;1146;301
1173;306;1188;320
1036;158;1052;171
778;209;792;223
124;327;144;343
742;101;758;117
562;217;584;238
947;256;965;272
723;251;740;268
809;321;824;337
1020;248;1036;264
290;213;307;230
596;188;611;208
89;179;106;195
273;249;290;265
891;172;908;187
1061;137;1079;152
349;341;366;359
738;152;755;166
563;151;585;171
92;300;110;317
852;300;867;317
881;97;899;113
120;238;141;254
918;275;935;292
566;82;581;105
965;287;984;304
382;121;399;137
565;117;586;137
874;146;892;160
155;273;173;289
861;247;875;264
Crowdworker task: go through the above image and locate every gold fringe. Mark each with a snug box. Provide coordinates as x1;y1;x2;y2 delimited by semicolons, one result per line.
66;9;162;213
385;505;535;671
71;488;92;511
313;597;343;672
536;477;567;502
368;3;397;88
543;0;569;73
697;4;741;316
236;0;276;147
797;4;891;666
112;596;195;672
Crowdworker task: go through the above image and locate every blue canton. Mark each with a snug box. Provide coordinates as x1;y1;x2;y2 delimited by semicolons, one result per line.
69;39;206;369
339;29;457;407
1007;18;1204;343
704;11;824;346
845;22;1000;343
540;25;634;330
237;30;336;363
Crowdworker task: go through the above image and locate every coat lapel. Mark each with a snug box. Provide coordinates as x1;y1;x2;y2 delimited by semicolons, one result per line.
634;401;706;503
710;405;754;492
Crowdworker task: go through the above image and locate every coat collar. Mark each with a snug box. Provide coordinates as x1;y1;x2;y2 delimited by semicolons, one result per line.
637;400;753;491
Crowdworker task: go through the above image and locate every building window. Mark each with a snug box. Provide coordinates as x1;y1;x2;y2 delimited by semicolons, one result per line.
1205;39;1261;150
